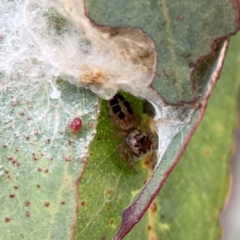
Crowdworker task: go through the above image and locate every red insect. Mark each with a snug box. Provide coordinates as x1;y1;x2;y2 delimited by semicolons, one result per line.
69;117;82;133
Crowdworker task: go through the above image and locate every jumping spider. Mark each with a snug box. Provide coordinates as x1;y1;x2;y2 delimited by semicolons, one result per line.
106;93;155;171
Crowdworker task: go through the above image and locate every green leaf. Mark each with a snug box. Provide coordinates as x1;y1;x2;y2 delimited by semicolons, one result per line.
74;92;156;239
85;0;239;104
0;80;98;239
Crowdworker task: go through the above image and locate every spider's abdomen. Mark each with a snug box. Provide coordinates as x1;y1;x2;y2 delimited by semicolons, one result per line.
125;129;152;157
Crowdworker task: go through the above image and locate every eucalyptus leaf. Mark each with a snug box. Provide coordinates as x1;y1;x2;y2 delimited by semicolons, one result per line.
0;80;98;239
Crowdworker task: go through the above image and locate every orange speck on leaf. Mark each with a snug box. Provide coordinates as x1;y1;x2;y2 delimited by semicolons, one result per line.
79;66;106;84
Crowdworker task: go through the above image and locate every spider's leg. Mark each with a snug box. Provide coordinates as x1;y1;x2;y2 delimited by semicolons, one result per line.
118;144;137;173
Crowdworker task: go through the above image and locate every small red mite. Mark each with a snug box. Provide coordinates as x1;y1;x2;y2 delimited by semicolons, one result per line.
69;117;82;133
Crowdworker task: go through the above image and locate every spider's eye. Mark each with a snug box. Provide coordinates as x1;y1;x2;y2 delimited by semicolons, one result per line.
123;100;130;108
112;105;121;114
110;98;118;106
118;111;126;119
127;107;133;115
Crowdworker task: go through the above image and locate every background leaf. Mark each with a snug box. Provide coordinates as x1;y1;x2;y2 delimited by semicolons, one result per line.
141;33;239;240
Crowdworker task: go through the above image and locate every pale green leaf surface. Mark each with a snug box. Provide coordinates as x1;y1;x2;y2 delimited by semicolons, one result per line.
0;80;98;240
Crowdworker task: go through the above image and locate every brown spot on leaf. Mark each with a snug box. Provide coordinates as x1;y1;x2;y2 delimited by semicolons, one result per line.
32;153;39;161
25;201;31;206
34;130;40;135
80;201;86;207
44;169;49;174
61;201;66;205
16;163;20;167
37;168;42;172
25;211;30;217
162;70;170;79
189;62;196;68
7;156;15;161
178;14;184;20
147;225;152;230
9;194;15;198
13;186;18;190
204;149;211;156
210;215;216;222
44;202;50;207
64;156;71;162
184;53;191;58
13;133;18;137
150;202;157;213
36;184;41;188
110;219;114;225
3;144;7;148
11;101;18;106
5;217;11;223
46;138;51;144
107;188;113;194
